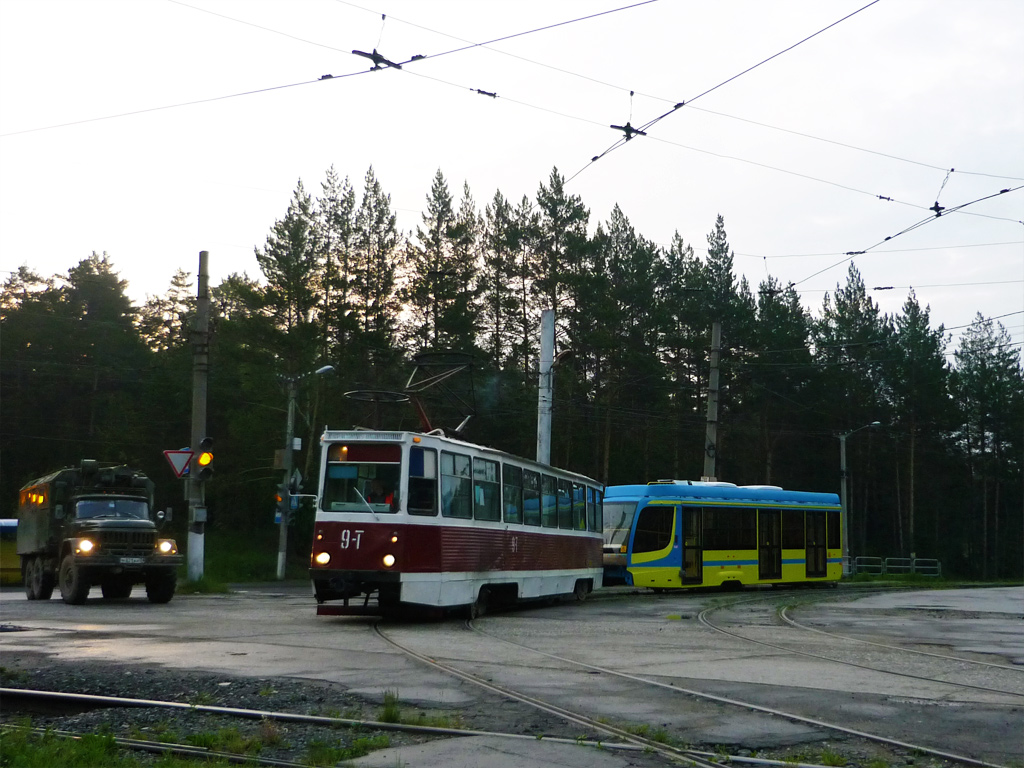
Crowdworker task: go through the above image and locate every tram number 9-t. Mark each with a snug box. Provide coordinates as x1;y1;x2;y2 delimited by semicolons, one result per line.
340;529;363;549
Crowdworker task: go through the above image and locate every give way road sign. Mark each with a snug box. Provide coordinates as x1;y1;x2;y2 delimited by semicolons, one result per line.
164;450;194;478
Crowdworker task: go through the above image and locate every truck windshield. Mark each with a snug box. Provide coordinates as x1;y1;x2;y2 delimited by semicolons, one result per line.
76;499;149;520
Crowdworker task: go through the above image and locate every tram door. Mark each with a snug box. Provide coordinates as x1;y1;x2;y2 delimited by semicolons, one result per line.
680;505;703;584
758;509;782;580
805;510;827;577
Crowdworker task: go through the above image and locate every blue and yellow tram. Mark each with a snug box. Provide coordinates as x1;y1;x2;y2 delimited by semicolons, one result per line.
605;481;842;590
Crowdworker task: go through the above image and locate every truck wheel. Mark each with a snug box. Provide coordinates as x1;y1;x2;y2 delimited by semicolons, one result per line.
146;571;176;604
101;579;133;600
24;557;39;600
59;554;90;605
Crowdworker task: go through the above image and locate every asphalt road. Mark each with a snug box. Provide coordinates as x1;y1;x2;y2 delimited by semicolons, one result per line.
1;583;1021;767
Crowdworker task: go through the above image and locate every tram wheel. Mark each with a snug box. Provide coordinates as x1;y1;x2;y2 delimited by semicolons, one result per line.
573;579;589;601
468;587;489;619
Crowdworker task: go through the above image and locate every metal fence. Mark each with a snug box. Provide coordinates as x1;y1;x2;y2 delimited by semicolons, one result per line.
850;556;941;576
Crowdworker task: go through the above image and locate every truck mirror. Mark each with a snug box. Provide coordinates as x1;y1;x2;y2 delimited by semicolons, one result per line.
158;508;172;523
54;504;65;520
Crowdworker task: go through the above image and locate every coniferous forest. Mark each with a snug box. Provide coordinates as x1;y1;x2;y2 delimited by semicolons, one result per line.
2;166;1021;579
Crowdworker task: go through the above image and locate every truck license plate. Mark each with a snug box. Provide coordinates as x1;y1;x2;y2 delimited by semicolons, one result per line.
119;557;145;565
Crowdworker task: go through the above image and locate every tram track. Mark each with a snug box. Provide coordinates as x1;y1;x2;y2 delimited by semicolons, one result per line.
374;616;1012;768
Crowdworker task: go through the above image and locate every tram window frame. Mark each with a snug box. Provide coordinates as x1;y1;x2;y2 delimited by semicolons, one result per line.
473;457;501;522
440;451;473;519
407;446;438;516
556;479;573;529
541;475;558;528
781;509;804;548
632;505;674;554
826;510;841;549
572;483;587;530
702;506;757;550
586;487;598;532
502;463;524;524
523;469;541;526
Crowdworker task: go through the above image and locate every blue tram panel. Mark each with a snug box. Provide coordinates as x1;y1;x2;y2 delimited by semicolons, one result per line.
604;482;842;591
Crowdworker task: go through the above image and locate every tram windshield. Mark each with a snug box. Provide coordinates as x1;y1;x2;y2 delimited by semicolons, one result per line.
321;443;402;512
603;500;638;550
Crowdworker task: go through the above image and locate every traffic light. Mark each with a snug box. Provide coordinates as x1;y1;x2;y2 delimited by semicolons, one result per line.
196;437;214;481
275;483;289;519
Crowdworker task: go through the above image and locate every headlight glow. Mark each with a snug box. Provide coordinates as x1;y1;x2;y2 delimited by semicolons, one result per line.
314;552;331;565
77;539;95;554
382;554;395;568
157;540;176;554
390;535;398;543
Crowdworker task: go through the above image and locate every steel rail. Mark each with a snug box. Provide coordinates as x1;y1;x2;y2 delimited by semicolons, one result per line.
466;616;1011;768
778;605;1024;671
373;621;726;768
696;603;1023;698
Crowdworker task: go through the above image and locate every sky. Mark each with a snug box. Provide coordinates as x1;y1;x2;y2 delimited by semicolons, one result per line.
1;0;1022;357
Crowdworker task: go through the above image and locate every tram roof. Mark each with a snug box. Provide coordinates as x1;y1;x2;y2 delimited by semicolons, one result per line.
605;482;839;507
321;429;602;486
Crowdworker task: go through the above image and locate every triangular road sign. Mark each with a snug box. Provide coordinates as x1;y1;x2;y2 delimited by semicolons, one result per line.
164;450;194;478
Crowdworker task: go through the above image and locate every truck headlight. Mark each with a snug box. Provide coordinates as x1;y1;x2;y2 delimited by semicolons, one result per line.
157;539;177;554
76;539;95;554
314;552;330;565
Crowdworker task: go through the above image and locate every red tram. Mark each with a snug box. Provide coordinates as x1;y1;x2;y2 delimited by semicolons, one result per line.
310;429;604;617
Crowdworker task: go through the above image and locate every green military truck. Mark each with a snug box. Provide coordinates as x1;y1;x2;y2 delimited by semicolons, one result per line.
18;460;182;604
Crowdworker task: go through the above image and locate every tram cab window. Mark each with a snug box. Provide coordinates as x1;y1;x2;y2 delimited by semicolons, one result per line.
408;446;438;516
473;458;501;522
541;475;558;528
781;509;804;549
523;470;541;526
441;451;473;519
556;479;573;529
603;500;637;550
632;506;674;554
502;464;524;524
322;443;401;513
589;488;603;533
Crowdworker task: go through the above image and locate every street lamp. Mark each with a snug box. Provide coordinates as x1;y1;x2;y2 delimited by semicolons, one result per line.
277;365;334;580
839;421;881;575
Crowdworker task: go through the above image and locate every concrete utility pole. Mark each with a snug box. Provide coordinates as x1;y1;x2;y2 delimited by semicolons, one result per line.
838;421;881;575
536;309;555;465
702;321;722;482
276;378;298;581
188;250;210;582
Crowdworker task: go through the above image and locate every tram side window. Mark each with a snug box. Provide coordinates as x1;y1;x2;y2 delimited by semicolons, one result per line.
473;457;501;522
556;479;573;529
826;510;841;549
408;447;438;516
572;484;586;530
781;509;804;548
541;475;557;527
703;507;757;550
502;464;524;524
441;451;472;519
586;487;598;532
523;469;541;526
632;506;673;554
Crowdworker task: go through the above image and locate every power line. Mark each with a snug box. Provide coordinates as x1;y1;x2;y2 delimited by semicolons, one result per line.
792;186;1024;287
567;0;882;183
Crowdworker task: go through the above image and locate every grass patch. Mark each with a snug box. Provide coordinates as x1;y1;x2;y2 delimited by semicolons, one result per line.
379;689;401;723
819;747;847;766
184;726;263;755
305;734;390;765
0;727;138;768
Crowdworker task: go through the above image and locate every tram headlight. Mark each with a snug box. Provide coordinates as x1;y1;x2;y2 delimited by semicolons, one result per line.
382;554;395;568
314;552;331;566
75;538;95;554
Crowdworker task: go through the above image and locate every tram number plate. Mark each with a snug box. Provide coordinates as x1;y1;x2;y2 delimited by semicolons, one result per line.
119;557;145;565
